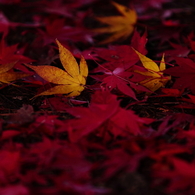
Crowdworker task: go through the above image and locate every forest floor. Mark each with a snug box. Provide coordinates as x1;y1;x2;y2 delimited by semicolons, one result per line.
1;0;195;195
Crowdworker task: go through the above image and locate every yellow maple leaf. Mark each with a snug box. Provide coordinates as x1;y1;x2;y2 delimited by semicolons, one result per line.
133;48;171;93
0;62;29;84
93;1;137;44
25;39;88;97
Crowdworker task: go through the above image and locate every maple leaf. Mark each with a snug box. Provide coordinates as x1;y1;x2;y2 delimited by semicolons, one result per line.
66;90;152;142
36;17;93;46
91;30;148;71
93;2;137;44
131;30;148;54
0;39;33;65
0;62;29;84
90;32;149;99
158;42;190;62
103;74;137;100
165;57;195;94
133;48;171;93
25;39;88;97
161;88;183;97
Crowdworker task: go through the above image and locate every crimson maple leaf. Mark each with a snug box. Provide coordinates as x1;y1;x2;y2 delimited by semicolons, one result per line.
91;30;147;72
66;90;152;142
159;42;190;62
165;57;195;94
90;31;149;99
36;18;93;46
0;39;32;65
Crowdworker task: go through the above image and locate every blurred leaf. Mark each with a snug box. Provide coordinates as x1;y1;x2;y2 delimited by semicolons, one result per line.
93;2;137;44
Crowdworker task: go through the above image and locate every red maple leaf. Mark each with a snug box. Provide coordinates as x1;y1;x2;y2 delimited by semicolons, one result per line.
91;30;147;72
0;39;32;65
90;31;149;98
159;42;190;62
165;57;195;94
35;17;93;46
66;90;153;142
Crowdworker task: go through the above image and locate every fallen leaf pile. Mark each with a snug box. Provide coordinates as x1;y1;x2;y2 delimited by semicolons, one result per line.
1;0;195;195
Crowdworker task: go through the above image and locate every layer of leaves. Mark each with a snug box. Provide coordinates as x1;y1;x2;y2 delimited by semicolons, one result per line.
1;0;195;195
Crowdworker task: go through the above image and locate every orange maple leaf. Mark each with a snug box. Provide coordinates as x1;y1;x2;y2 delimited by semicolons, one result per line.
93;2;137;44
25;40;88;97
0;62;29;84
133;48;171;93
